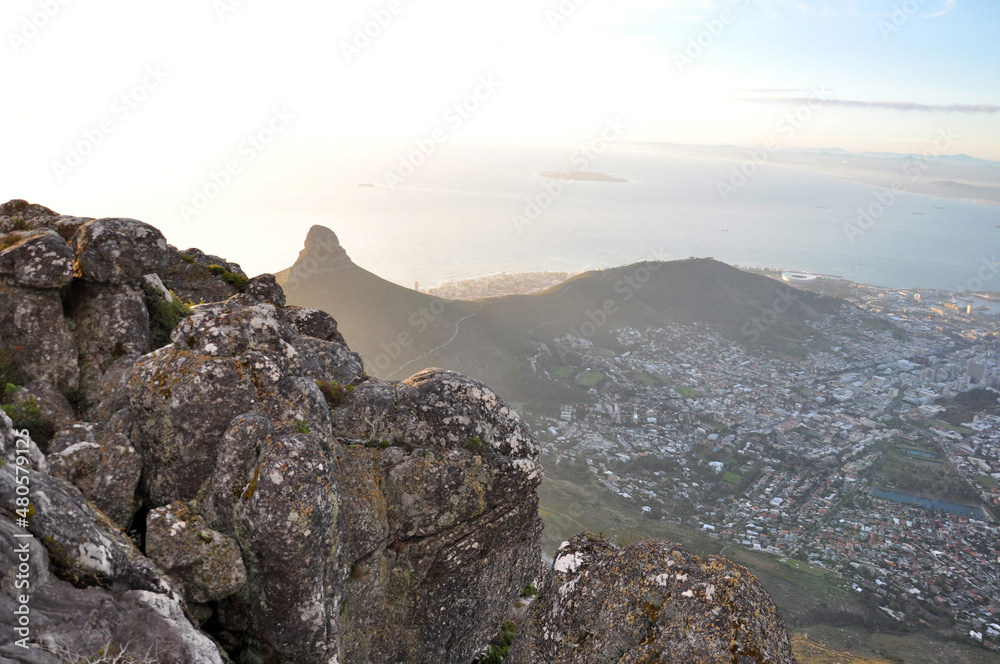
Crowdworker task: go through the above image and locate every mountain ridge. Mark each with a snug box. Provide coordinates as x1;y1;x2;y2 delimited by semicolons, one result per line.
277;224;845;402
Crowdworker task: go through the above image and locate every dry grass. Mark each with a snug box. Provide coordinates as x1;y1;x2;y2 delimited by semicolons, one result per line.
44;641;159;664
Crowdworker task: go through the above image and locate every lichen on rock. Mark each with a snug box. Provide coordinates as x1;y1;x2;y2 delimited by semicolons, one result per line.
508;534;797;664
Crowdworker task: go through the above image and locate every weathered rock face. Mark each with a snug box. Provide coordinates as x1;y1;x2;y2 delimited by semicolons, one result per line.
47;422;142;529
221;430;340;662
245;273;286;307
72;217;169;285
0;517;225;664
160;245;241;305
336;442;543;664
0;204;252;436
0;285;79;394
0;229;75;289
509;534;797;664
284;305;347;344
108;290;541;664
122;294;339;507
69;281;152;406
331;368;541;460
331;369;545;664
0;199;62;233
146;502;247;604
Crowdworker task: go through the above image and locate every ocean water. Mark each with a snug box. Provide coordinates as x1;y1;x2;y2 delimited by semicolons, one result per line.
282;143;1000;292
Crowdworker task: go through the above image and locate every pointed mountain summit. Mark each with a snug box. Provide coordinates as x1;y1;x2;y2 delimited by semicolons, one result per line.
283;225;352;287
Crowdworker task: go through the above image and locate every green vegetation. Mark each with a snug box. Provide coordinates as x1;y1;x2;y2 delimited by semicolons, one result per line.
466;435;485;454
207;264;250;291
936;387;998;428
110;342;128;361
364;439;392;449
1;373;55;449
792;624;1000;664
976;475;998;489
674;386;701;398
574;371;603;387
0;234;22;252
241;467;261;499
522;583;538;597
552;366;575;379
149;292;192;349
294;418;310;434
870;440;980;504
316;380;354;408
632;371;656;387
179;253;196;264
0;345;24;386
476;621;518;664
929;419;972;435
596;348;616;357
864;317;890;332
809;338;840;352
722;471;743;484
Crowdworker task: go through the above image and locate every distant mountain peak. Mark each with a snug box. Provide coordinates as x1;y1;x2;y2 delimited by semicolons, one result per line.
285;225;352;287
305;224;342;249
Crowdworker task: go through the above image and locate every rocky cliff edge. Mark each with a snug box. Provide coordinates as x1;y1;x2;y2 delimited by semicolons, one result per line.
0;200;795;664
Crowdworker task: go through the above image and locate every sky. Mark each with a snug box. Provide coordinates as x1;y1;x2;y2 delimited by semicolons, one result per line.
1;0;998;273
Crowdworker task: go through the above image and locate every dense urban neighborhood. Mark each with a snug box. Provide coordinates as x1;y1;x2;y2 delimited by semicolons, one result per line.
506;272;1000;651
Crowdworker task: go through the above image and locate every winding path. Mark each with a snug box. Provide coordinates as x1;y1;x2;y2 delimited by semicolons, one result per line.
385;313;478;380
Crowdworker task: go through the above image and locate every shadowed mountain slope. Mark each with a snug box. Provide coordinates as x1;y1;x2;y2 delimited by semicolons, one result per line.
277;226;844;401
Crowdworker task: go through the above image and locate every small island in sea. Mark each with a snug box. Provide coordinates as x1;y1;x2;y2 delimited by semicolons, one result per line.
537;170;627;182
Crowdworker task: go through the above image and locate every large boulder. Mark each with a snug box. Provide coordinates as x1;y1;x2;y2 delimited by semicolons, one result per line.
146;502;247;604
331;368;540;460
72;218;169;284
68;282;152;406
0;516;226;664
0;285;79;393
0;229;75;289
0;464;170;593
295;336;365;385
0;408;47;472
336;442;543;664
508;535;797;664
159;245;240;305
120;295;342;507
329;369;544;664
283;305;347;344
0;199;60;233
9;381;76;431
47;423;143;530
245;273;285;307
220;431;340;664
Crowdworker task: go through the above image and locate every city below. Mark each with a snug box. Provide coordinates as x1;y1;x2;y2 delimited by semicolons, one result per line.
443;267;1000;651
